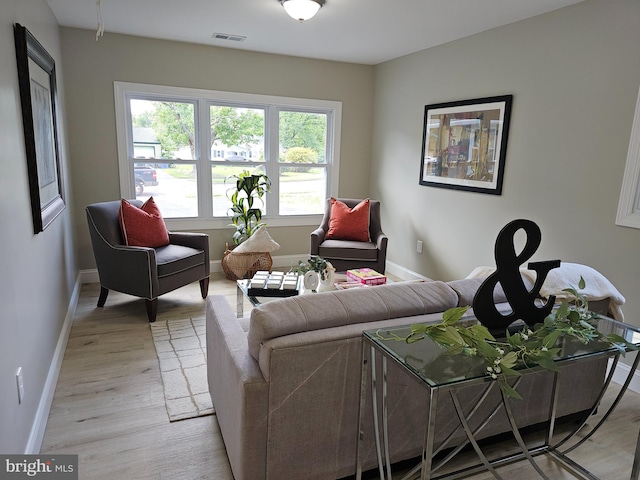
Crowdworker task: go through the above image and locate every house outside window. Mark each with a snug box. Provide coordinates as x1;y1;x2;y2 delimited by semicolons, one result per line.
114;82;341;230
132;127;162;159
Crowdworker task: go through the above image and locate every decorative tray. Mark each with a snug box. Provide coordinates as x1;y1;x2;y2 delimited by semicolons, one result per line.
246;271;301;297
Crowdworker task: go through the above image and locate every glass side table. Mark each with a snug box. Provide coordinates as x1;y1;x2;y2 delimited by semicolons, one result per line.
356;315;640;480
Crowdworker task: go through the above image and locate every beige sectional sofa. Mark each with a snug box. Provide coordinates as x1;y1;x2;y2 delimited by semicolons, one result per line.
206;279;608;480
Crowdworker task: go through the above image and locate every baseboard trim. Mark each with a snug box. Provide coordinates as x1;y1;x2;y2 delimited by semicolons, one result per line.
385;260;433;282
26;273;81;454
610;357;640;393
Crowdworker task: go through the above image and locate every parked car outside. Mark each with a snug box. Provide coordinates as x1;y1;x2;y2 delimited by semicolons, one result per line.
225;154;249;162
134;165;158;195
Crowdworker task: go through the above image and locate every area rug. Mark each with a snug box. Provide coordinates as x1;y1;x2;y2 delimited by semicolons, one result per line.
150;317;215;422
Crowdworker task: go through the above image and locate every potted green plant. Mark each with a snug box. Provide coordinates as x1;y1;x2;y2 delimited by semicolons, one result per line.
290;255;335;291
227;170;271;245
290;255;329;278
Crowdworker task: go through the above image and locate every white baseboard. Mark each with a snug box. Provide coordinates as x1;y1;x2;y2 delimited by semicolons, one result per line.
610;357;640;393
26;273;81;454
385;260;433;282
79;268;99;284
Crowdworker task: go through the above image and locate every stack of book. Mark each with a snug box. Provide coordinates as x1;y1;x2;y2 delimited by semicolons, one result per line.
346;268;387;286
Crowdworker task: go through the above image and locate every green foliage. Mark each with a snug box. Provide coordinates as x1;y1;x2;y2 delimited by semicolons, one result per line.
282;147;319;173
284;147;318;164
289;255;329;280
226;171;271;245
377;277;639;399
210;106;263;154
132;104;264;160
279;111;326;160
151;102;195;159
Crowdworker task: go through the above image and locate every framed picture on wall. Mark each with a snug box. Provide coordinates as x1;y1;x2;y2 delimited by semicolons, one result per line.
14;23;66;233
616;85;640;230
419;95;513;195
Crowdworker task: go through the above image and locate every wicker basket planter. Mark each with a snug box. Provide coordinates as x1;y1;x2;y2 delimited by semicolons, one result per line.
221;244;273;281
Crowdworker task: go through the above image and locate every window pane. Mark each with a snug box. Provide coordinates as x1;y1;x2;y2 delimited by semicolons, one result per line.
212;165;267;218
130;99;195;160
279;166;325;215
135;162;198;217
210;105;264;162
279;111;327;164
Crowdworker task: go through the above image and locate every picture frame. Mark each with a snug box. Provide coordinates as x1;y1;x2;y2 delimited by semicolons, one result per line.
14;23;65;233
616;85;640;230
419;95;512;195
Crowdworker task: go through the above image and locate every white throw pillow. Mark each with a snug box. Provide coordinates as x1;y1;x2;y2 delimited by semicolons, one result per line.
234;226;280;253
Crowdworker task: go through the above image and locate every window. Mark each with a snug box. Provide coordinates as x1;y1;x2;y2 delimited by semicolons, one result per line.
114;82;341;230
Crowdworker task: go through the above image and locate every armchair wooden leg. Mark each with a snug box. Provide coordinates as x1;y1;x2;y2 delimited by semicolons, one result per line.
199;277;209;299
145;299;158;323
97;286;109;307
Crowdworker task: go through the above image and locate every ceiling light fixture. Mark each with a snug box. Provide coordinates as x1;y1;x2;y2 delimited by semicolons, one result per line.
280;0;324;22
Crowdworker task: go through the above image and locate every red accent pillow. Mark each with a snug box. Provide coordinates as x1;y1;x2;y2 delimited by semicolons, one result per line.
118;197;169;248
326;198;371;242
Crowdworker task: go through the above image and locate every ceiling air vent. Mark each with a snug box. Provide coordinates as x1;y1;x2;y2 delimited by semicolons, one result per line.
211;32;246;42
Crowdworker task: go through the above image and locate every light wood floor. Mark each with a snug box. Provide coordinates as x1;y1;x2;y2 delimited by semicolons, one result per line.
41;273;640;479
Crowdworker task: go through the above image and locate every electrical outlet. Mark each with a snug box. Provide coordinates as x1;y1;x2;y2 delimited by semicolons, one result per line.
16;367;24;404
416;240;423;254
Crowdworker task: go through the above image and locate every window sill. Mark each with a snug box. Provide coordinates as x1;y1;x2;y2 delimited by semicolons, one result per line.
165;214;323;231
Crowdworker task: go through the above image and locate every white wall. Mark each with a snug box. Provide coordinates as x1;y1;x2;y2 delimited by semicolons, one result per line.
58;28;375;270
0;1;77;453
372;0;640;329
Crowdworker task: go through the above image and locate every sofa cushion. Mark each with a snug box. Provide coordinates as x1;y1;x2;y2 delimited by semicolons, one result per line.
247;281;458;360
257;310;448;383
447;277;506;306
318;239;378;261
447;276;535;307
155;244;205;277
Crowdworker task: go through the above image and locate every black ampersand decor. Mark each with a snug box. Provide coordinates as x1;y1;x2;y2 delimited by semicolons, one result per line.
472;219;561;335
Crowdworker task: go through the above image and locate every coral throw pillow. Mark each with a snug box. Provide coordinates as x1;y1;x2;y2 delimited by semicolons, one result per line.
118;197;170;248
326;198;371;242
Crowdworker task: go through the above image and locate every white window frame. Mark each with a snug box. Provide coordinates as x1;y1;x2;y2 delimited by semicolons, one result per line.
114;81;341;230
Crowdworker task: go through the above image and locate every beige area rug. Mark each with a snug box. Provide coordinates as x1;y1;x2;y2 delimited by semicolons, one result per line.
150;317;215;422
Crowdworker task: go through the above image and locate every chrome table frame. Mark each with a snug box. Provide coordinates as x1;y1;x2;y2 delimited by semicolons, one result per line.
236;279;257;318
235;278;300;317
356;318;640;480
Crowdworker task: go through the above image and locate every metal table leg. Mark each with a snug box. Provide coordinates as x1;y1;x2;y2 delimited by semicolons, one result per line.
356;341;370;480
632;427;640;480
370;346;387;480
236;282;243;318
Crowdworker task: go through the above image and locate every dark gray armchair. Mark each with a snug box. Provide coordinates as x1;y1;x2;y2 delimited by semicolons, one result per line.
86;200;210;322
310;198;388;273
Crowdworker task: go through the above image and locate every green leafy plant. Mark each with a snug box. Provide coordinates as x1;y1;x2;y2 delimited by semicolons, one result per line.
289;255;330;280
378;277;639;399
226;170;271;245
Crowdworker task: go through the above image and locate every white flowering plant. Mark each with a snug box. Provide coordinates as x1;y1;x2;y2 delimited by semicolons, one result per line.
377;277;639;399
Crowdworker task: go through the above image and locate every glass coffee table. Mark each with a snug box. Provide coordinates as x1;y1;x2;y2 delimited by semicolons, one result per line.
236;277;301;317
236;272;360;317
356;314;640;480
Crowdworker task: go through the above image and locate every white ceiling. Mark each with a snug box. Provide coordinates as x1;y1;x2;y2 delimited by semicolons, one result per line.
47;0;584;65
